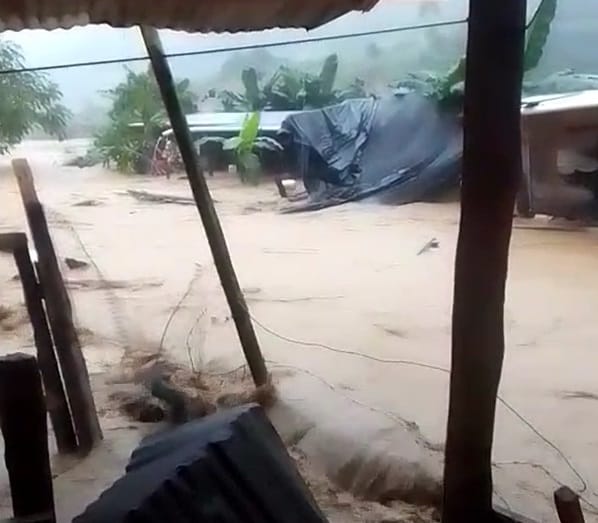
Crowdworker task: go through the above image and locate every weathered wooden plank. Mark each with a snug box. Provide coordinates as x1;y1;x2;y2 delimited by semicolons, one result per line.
0;354;55;523
554;486;586;523
12;158;102;453
9;233;77;453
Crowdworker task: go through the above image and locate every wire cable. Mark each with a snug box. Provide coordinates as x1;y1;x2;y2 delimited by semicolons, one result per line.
247;309;594;502
0;0;546;76
0;19;467;75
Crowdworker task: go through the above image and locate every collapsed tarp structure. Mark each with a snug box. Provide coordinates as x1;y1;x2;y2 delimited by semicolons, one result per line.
278;94;462;212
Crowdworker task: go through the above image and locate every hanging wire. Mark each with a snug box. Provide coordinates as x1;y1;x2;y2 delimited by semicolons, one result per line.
0;0;548;77
0;19;467;75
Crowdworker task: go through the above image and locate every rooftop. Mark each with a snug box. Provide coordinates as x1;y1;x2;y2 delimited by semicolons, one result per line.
0;0;378;32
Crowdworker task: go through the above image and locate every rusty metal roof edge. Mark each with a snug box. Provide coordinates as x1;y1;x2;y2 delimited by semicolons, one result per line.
0;1;380;33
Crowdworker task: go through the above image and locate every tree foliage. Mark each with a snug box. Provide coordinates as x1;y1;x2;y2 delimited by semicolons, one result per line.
0;40;71;154
94;66;197;172
391;58;466;109
219;53;368;111
391;0;559;108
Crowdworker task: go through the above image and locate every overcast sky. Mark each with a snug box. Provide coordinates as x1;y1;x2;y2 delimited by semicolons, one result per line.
3;0;543;111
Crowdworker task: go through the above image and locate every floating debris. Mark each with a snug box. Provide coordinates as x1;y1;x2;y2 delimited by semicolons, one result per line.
417;238;440;256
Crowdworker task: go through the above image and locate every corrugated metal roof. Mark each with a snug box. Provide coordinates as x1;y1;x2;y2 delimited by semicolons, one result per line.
0;1;378;32
159;110;297;137
521;90;598;115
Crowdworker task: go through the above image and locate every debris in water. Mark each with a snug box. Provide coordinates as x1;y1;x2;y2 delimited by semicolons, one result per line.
72;199;102;207
109;387;166;423
125;189;198;206
417;238;440;256
150;377;215;424
65;257;89;270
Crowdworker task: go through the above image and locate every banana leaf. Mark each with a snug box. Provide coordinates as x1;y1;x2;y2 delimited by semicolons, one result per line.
223;136;242;151
240;112;260;145
253;136;283;153
241;68;263;110
524;0;558;72
198;136;226;146
319;53;338;96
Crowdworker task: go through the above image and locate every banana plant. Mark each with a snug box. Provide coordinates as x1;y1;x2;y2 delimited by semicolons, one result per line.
263;66;304;110
391;0;557;107
241;67;264;110
319;53;338;95
337;77;370;101
391;57;465;109
218;54;347;111
223;112;262;184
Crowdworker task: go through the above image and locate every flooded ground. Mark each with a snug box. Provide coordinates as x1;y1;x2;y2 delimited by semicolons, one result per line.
1;140;598;521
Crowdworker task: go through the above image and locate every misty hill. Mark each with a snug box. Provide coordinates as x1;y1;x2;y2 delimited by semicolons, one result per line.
9;0;598;138
6;0;469;112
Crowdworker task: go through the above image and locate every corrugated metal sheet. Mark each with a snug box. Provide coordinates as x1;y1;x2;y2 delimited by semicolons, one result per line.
0;1;378;32
158;110;297;137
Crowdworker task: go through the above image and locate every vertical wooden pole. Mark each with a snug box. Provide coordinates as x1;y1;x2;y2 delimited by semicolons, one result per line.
11;233;77;453
516;130;534;217
442;1;526;522
140;26;268;387
12;159;102;453
0;354;55;523
554;486;586;523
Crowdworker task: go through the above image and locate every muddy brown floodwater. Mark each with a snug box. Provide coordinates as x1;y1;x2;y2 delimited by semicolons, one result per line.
1;140;598;521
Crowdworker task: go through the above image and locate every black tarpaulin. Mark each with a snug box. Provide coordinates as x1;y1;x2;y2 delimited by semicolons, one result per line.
278;94;462;212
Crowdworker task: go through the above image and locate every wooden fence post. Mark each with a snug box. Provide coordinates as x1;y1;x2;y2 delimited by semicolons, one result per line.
554;486;586;523
8;232;77;453
12;159;102;453
140;25;269;387
442;1;526;522
0;354;55;523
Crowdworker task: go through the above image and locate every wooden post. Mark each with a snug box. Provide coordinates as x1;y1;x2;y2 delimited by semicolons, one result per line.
442;1;526;522
0;354;55;523
516;131;534;218
6;232;77;453
554;486;586;523
12;159;102;453
140;26;268;387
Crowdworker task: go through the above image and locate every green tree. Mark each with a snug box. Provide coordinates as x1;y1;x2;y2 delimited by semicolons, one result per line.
0;40;71;153
94;66;197;172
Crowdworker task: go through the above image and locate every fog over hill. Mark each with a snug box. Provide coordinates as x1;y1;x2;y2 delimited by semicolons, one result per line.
5;0;597;135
